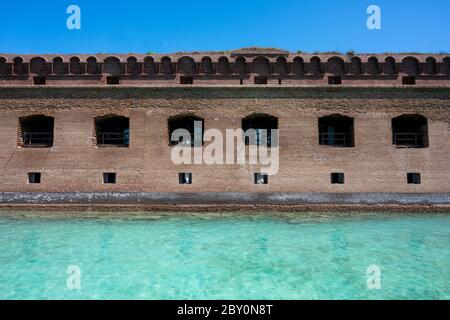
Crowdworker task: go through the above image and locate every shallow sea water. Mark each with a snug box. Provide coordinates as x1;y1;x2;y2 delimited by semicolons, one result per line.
0;212;449;299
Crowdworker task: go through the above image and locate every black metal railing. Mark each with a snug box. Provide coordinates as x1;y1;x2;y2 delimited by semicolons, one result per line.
319;132;352;147
393;132;424;147
97;132;129;146
170;133;205;146
21;132;53;146
244;129;275;147
170;135;194;146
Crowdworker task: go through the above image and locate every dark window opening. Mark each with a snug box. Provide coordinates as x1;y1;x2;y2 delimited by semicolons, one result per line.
179;173;192;184
13;57;27;75
217;56;230;75
87;57;99;74
383;57;397;75
19;115;54;147
180;76;193;84
103;172;116;184
28;172;41;184
254;76;267;84
309;56;322;75
424;57;436;75
254;173;268;185
392;114;428;148
407;173;421;185
103;57;121;76
319;114;354;147
402;76;416;85
168;114;204;146
331;172;345;184
95;114;129;147
293;57;305;75
350;57;362;75
234;56;247;75
33;76;46;85
328;76;342;85
178;56;196;75
366;57;379;75
69;57;83;74
126;57;140;75
242;113;278;147
107;76;120;85
327;57;345;76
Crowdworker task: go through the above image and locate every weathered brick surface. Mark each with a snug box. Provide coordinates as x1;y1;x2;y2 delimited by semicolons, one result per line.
0;87;449;194
1;52;450;87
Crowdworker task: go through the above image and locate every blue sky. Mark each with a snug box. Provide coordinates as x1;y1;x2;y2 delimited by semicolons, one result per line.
1;0;449;54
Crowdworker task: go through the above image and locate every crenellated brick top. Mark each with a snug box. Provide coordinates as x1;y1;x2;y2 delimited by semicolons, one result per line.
1;50;449;87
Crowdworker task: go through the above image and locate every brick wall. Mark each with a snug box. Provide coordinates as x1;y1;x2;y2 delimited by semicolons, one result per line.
1;53;450;87
0;87;449;193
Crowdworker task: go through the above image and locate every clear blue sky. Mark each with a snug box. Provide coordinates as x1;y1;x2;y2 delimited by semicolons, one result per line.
1;0;449;54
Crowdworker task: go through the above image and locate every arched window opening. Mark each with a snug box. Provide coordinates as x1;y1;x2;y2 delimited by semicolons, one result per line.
178;56;196;75
242;113;278;147
318;114;354;147
143;56;157;74
234;56;247;75
68;57;83;74
30;57;48;76
440;57;450;76
423;57;436;75
13;57;27;75
327;57;345;75
52;57;65;75
95;115;129;147
160;56;173;75
274;56;288;75
104;57;122;76
292;57;305;75
252;56;270;75
19;115;54;147
69;57;83;74
366;57;379;75
383;57;396;74
350;57;362;75
168;114;204;147
402;57;419;75
392;114;428;148
0;57;11;75
200;56;213;74
309;56;322;75
217;56;230;75
86;57;99;74
126;56;140;75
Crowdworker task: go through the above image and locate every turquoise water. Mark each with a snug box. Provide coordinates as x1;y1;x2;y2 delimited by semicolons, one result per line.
0;213;449;300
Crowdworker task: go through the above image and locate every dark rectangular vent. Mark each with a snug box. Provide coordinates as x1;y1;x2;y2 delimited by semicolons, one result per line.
107;76;120;85
254;173;268;184
331;172;345;184
254;76;268;84
402;76;416;85
179;173;192;184
28;172;41;184
103;172;116;184
328;76;342;85
407;173;421;184
33;77;46;85
180;76;194;84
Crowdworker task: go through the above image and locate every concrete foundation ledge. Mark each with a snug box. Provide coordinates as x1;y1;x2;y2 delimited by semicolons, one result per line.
0;192;449;205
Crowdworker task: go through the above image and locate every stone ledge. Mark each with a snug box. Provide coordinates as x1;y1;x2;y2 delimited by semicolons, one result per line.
1;192;449;205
